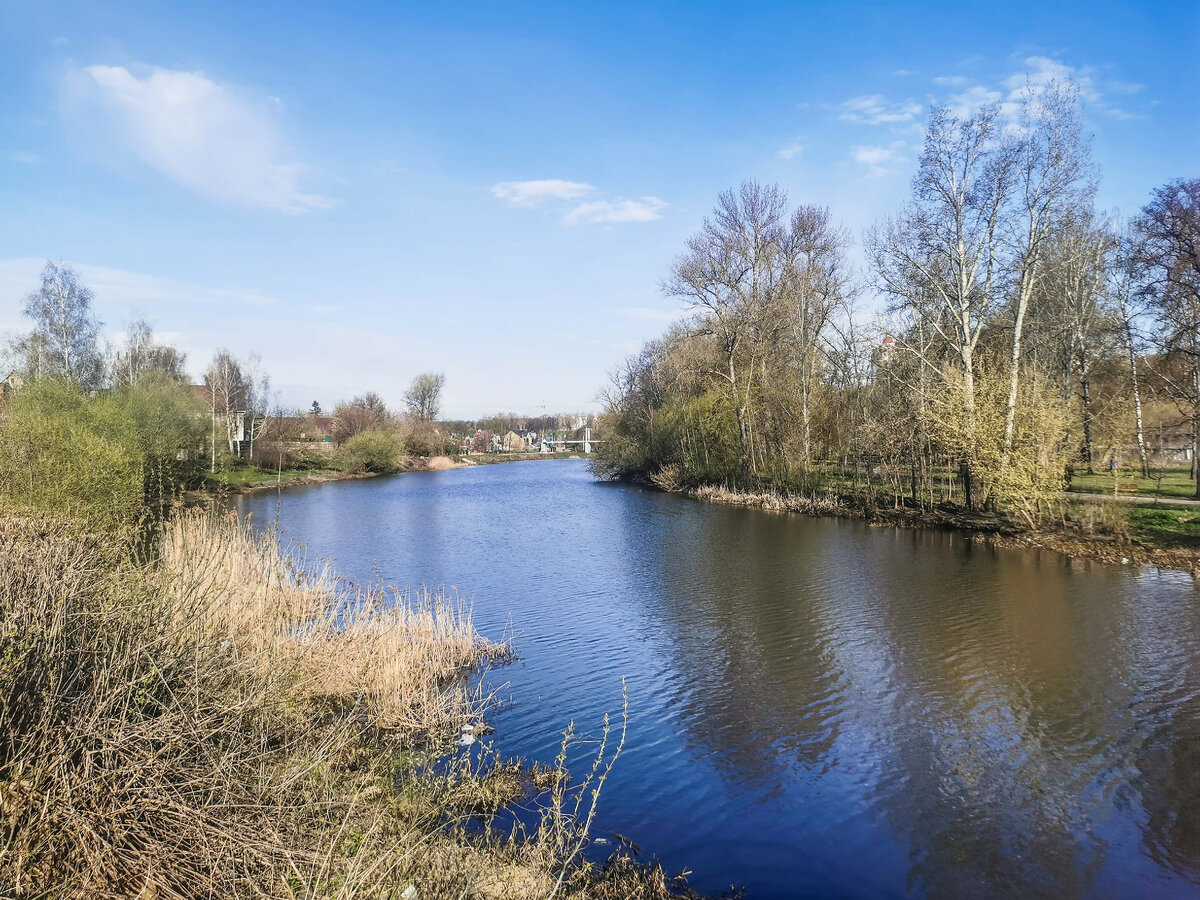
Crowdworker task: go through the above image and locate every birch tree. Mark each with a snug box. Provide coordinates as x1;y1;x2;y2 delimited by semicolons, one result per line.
869;103;1014;508
203;350;248;469
1000;80;1093;470
17;261;105;389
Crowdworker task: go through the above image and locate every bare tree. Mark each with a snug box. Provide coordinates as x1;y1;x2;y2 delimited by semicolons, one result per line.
779;205;851;470
1136;179;1200;494
869;103;1014;508
1111;221;1150;475
111;319;187;388
1000;79;1094;469
403;373;446;422
17;261;105;389
332;392;392;442
242;356;272;462
204;350;248;470
1036;206;1112;470
665;180;789;471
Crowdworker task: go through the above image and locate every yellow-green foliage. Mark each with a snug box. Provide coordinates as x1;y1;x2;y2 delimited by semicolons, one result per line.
0;380;142;524
924;365;1070;526
0;377;208;524
342;428;404;473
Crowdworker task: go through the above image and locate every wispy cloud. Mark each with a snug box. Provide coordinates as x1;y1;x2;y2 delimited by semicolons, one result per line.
840;94;923;125
69;64;332;212
945;84;1003;118
943;55;1146;121
852;142;905;177
490;179;595;207
563;197;666;225
614;306;678;323
932;75;967;87
9;151;39;165
0;257;280;312
493;179;665;225
776;140;805;160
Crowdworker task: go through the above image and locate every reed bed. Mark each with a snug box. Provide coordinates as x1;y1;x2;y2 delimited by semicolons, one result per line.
159;509;503;737
0;510;703;899
690;483;844;516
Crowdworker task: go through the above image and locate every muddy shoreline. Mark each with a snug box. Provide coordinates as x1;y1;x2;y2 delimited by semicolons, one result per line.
679;483;1200;575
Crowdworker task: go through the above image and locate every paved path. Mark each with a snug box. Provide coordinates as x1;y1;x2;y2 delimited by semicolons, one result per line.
1066;491;1200;508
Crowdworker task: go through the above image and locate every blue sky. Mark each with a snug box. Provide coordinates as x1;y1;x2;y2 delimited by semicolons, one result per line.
1;1;1196;417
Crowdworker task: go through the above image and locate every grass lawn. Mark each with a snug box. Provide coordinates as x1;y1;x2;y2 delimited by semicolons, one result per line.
204;462;344;488
1067;466;1200;500
1128;506;1200;549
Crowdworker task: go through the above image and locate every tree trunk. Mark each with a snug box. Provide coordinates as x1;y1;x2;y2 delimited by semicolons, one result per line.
1078;345;1095;473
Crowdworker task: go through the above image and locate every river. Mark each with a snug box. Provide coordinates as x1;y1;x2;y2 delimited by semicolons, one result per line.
232;459;1200;899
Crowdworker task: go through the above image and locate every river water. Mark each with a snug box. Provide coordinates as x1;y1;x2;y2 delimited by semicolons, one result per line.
233;459;1200;899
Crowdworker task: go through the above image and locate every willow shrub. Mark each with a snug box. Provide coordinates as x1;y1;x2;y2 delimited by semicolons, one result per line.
0;376;208;525
342;427;404;473
0;379;143;525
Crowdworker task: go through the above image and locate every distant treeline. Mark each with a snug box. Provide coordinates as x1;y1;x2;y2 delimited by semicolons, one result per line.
0;265;460;521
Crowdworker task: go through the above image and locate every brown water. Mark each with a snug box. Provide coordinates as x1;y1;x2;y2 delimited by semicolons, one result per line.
234;459;1200;899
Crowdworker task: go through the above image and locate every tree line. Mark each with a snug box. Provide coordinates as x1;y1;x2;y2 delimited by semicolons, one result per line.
0;264;450;520
594;79;1200;524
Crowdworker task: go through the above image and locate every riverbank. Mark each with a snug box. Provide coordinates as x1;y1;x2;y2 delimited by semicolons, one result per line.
683;483;1200;574
201;452;584;496
0;508;707;899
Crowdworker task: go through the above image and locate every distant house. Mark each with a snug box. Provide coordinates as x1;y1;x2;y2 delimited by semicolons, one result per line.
468;429;494;453
0;371;24;413
299;416;334;442
502;430;526;451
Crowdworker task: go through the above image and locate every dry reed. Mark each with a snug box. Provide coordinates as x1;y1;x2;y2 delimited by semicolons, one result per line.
0;509;704;899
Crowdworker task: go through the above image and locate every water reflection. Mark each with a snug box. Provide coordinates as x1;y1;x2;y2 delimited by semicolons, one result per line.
234;461;1200;899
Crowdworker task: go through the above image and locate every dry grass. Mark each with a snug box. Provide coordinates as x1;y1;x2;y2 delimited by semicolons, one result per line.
691;483;843;517
159;510;505;740
0;509;707;900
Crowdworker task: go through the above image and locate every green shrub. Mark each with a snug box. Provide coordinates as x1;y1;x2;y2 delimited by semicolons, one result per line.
0;380;142;524
342;429;403;474
0;376;208;523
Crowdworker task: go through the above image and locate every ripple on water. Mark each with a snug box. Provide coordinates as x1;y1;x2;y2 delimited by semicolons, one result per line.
234;462;1200;899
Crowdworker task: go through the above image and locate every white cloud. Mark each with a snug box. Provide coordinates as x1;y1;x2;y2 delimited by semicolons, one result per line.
840;94;923;125
892;69;916;77
776;140;805;160
493;178;665;225
9;151;39;165
852;143;905;177
563;197;666;225
490;179;595;207
945;84;1003;118
72;64;331;213
1003;56;1145;121
932;75;967;87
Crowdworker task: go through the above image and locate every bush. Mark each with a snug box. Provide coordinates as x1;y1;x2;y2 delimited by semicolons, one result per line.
0;376;209;523
0;379;143;524
342;428;404;473
400;418;454;457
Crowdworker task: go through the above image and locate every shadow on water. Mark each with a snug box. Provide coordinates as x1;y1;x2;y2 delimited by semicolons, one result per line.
232;460;1200;899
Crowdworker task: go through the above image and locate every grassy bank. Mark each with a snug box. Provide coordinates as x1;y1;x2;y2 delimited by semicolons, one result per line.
683;483;1200;572
0;509;705;899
